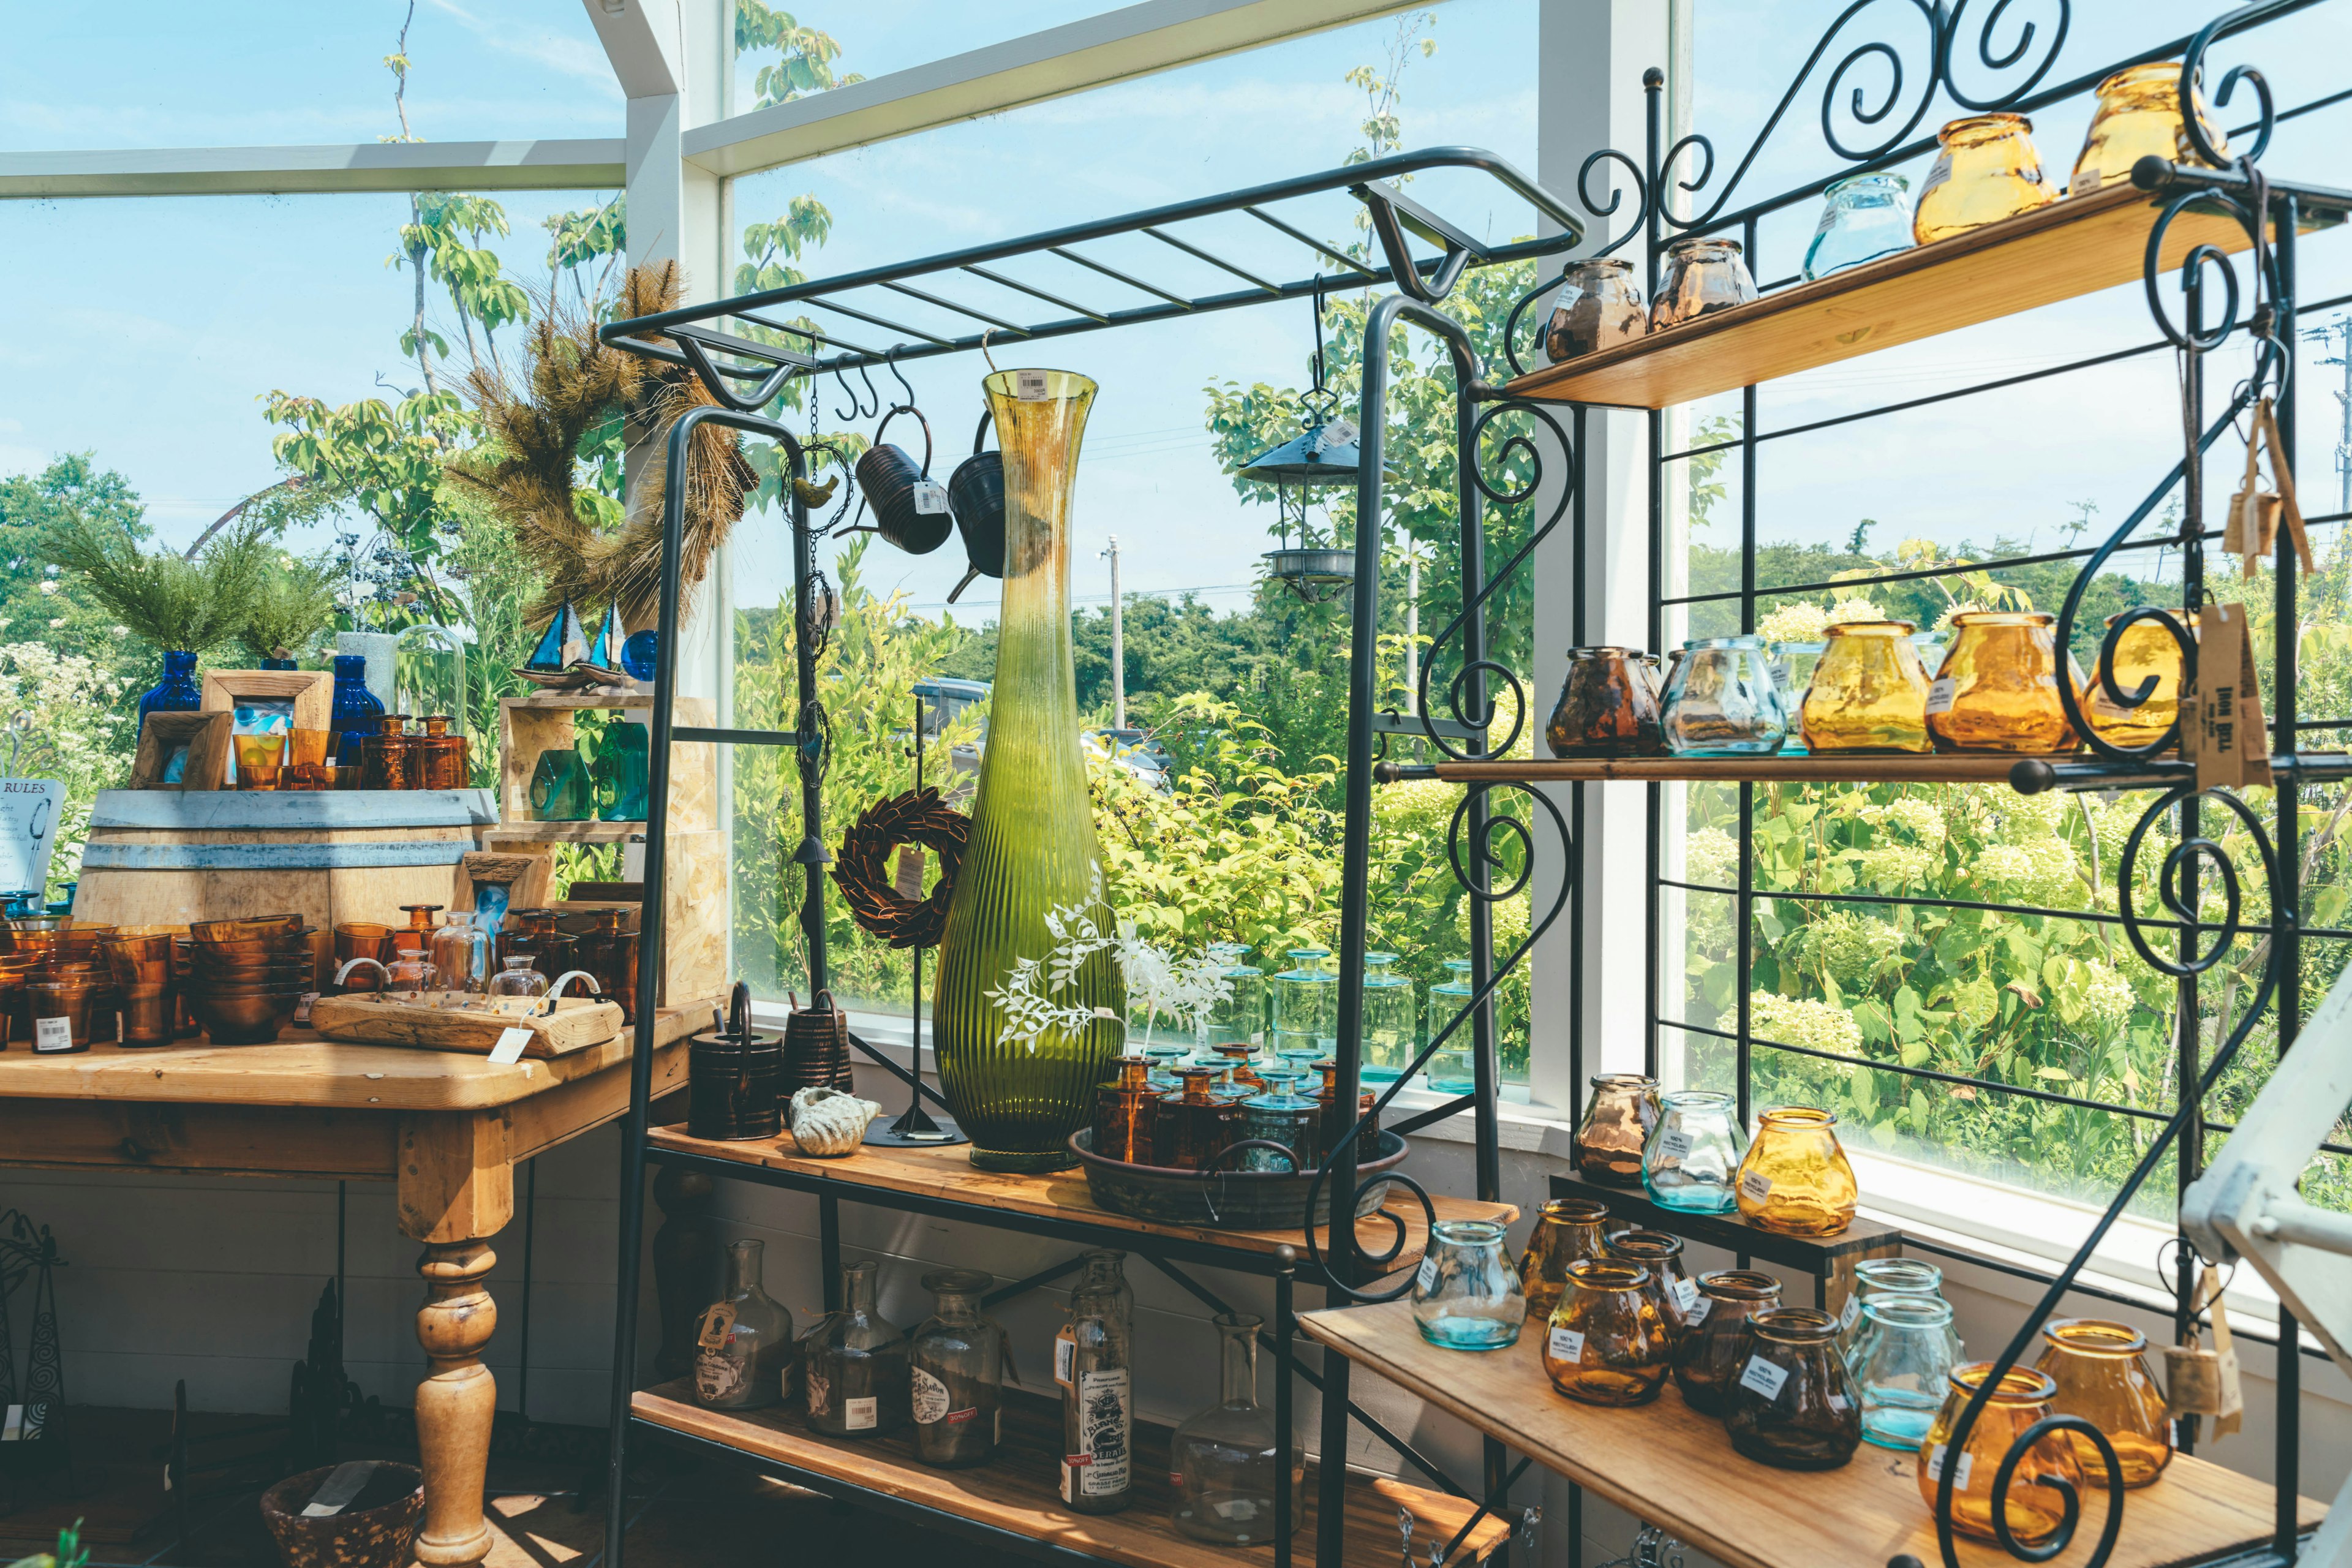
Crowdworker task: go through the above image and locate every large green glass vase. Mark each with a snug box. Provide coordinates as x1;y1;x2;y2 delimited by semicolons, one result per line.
934;368;1125;1171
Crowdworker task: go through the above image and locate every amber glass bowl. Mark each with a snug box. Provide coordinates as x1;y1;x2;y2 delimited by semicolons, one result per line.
1540;1258;1670;1406
2033;1318;2173;1488
1927;611;2082;755
1674;1269;1784;1415
2070;61;2227;197
1723;1306;1861;1470
1914;113;2057;243
1919;1363;2083;1545
1735;1107;1858;1237
1518;1197;1609;1321
1572;1072;1658;1186
2086;609;2192;750
1801;621;1932;753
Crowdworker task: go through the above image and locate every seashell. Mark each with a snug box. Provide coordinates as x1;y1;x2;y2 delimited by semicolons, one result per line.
787;1085;881;1156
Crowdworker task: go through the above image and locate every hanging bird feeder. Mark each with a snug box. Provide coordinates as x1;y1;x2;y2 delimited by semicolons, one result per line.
1242;279;1364;605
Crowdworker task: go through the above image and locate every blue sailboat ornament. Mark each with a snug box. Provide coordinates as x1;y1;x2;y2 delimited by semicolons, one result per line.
586;602;625;672
516;598;625;690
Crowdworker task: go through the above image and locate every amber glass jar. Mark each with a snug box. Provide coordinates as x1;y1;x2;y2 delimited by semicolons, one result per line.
1926;611;2082;755
2087;609;2192;751
1914;113;2056;244
2034;1319;2173;1488
2070;61;2226;198
1735;1107;1858;1236
361;714;417;790
1518;1197;1609;1321
1801;621;1932;753
1920;1363;2083;1545
1603;1229;1698;1343
1093;1054;1158;1164
1540;1259;1670;1406
1156;1065;1239;1170
571;907;640;1020
500;907;572;980
418;714;470;790
1572;1073;1659;1186
1545;648;1665;758
1675;1269;1782;1415
1722;1308;1861;1470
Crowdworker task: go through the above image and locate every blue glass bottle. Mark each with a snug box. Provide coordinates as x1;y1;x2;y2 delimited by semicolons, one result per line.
327;654;386;771
135;650;202;738
595;717;649;821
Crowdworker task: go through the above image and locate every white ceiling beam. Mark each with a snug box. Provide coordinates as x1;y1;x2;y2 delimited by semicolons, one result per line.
684;0;1426;177
0;140;625;200
580;0;684;102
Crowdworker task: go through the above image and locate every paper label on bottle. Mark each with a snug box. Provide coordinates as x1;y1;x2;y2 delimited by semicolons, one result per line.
1656;1129;1692;1162
1769;660;1793;695
946;1406;979;1425
1740;1169;1773;1203
1925;676;1958;716
911;479;951;515
695;1348;747;1404
296;991;318;1023
911;1367;951;1425
1546;1325;1586;1363
1016;369;1050;401
1054;1329;1076;1386
300;1460;380;1518
1672;1276;1699;1313
1738;1355;1791;1401
1685;1296;1712;1325
1076;1368;1131;1495
1414;1256;1439;1295
845;1395;878;1431
488;1027;533;1065
1925;1442;1973;1490
32;1015;71;1053
1839;1294;1862;1332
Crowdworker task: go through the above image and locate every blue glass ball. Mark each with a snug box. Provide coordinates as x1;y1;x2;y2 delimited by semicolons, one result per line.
621;629;660;681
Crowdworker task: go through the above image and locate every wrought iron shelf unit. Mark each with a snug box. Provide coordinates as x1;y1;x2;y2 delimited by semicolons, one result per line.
1381;755;2067;786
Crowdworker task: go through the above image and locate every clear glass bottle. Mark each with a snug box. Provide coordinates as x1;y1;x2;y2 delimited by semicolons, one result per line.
1205;943;1265;1049
802;1259;909;1439
1093;1052;1158;1163
1411;1218;1525;1351
1543;257;1648;363
1170;1312;1302;1545
1661;635;1790;756
1573;1072;1660;1186
1270;947;1334;1062
1803;171;1916;279
1802;620;1933;754
692;1238;796;1411
1358;952;1415;1084
1836;1257;1948;1355
1852;1295;1960;1452
1518;1197;1610;1321
1643;1088;1749;1213
1061;1250;1134;1514
428;913;490;999
1602;1229;1698;1346
1674;1269;1782;1415
1914;113;2057;243
2034;1318;2173;1488
1541;1258;1671;1406
1736;1106;1860;1236
909;1268;1003;1469
1920;1363;2082;1545
1927;611;2084;755
1651;236;1758;330
2070;61;2227;198
487;954;549;1003
1722;1307;1862;1470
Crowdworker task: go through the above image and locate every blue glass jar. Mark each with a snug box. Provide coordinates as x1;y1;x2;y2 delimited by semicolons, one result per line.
1661;635;1788;756
1642;1088;1748;1213
135;649;202;738
1270;947;1334;1068
1803;172;1916;281
328;653;386;771
1850;1294;1961;1451
1359;952;1416;1083
1411;1219;1525;1351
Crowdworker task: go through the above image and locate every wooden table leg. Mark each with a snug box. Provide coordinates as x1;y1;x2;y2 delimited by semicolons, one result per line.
400;1110;514;1568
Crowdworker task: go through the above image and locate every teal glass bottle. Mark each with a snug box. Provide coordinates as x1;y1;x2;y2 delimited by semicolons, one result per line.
1359;952;1416;1083
595;716;649;821
529;745;595;821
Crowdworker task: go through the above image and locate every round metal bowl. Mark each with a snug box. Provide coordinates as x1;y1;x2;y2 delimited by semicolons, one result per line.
1067;1126;1404;1231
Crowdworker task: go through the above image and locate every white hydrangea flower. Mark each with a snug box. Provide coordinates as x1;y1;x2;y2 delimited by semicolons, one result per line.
1971;843;2036;885
1869;795;1947;842
1758;601;1829;646
1857;843;1933;886
1749;991;1863;1072
1684;826;1739;888
1826;595;1885;626
2081;962;2138;1031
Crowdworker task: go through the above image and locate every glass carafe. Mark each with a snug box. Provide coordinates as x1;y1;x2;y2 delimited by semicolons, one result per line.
1723;1307;1862;1470
1061;1250;1134;1513
1092;1052;1158;1164
1674;1269;1782;1415
1661;635;1790;756
1837;1257;1947;1354
1927;611;2082;754
1736;1106;1859;1235
1920;1363;2082;1545
802;1258;909;1438
692;1238;795;1411
2034;1318;2173;1488
1852;1294;1960;1452
2086;609;2192;751
1914;113;2057;243
428;913;490;998
909;1268;1003;1469
1542;1258;1670;1406
1205;943;1264;1049
1573;1072;1659;1186
487;956;549;1004
1270;947;1334;1064
1802;620;1932;753
1170;1313;1301;1545
2070;61;2227;198
1803;172;1915;279
1518;1197;1610;1321
1644;1088;1749;1213
1358;951;1415;1083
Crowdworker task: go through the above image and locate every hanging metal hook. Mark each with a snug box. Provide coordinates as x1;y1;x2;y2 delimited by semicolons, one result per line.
831;361;876;422
885;345;918;412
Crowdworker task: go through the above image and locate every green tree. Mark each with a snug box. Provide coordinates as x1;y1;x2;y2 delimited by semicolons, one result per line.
736;1;863;107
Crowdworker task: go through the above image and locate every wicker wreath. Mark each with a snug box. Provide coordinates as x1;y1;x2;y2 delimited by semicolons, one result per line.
831;786;969;949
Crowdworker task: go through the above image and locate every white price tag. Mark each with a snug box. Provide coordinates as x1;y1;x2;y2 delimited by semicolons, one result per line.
295;991;318;1023
1839;1294;1862;1332
1672;1276;1699;1313
300;1460;379;1518
1740;1169;1773;1204
1054;1331;1076;1386
845;1395;878;1431
1925;676;1958;715
1738;1355;1791;1401
487;1027;533;1066
1414;1256;1439;1294
1769;660;1794;695
911;480;950;515
1656;1129;1692;1162
1547;1325;1586;1363
32;1016;72;1053
1685;1296;1712;1325
1015;369;1050;401
1925;1442;1973;1491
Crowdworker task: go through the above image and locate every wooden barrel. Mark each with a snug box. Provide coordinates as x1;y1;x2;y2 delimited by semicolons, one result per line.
74;789;494;932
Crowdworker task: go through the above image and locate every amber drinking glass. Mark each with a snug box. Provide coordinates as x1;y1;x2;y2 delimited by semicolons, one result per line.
1920;1364;2083;1545
2070;61;2227;197
1541;1259;1670;1406
1602;1229;1698;1345
2087;609;2192;750
282;727;332;790
1735;1107;1858;1236
1801;620;1932;754
1926;611;2082;755
233;733;285;790
1546;647;1665;758
1651;237;1758;330
333;922;393;992
2034;1318;2173;1488
1518;1197;1610;1321
1572;1072;1658;1186
1544;258;1647;363
1674;1270;1783;1415
1724;1308;1861;1470
1914;113;2057;243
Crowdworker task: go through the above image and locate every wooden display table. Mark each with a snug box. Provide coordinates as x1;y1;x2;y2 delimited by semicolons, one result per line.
0;1003;716;1568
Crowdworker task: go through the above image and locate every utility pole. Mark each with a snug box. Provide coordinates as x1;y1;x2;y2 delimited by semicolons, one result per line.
1403;541;1421;715
2307;314;2352;514
1099;534;1125;729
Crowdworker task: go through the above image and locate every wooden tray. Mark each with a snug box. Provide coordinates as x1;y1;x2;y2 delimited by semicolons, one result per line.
309;993;622;1057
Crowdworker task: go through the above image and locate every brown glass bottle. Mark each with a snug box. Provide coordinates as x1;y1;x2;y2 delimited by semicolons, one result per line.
1722;1306;1862;1470
1674;1269;1783;1415
1572;1072;1659;1186
1540;1258;1670;1406
418;714;470;790
571;907;640;1020
362;714;416;790
500;907;573;981
1603;1229;1698;1345
393;903;443;957
1517;1197;1608;1321
1156;1065;1237;1170
1092;1054;1158;1164
1311;1058;1379;1156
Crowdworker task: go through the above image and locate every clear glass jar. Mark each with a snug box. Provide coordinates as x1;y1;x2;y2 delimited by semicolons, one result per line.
1239;1070;1322;1172
1573;1072;1660;1186
1723;1307;1862;1470
1927;611;2084;755
1643;1088;1749;1214
1518;1197;1610;1321
1270;947;1335;1061
1801;620;1933;754
1359;952;1415;1083
1170;1312;1302;1545
1411;1218;1525;1351
1061;1250;1134;1513
1425;1040;1477;1095
1852;1295;1961;1452
1736;1106;1859;1236
1661;635;1790;756
909;1267;1003;1469
1093;1053;1158;1164
1837;1257;1948;1355
1544;257;1648;363
1547;647;1666;758
1602;1229;1698;1345
1651;236;1758;330
1920;1363;2082;1545
1541;1258;1671;1406
1674;1269;1782;1416
2070;61;2227;198
2034;1318;2173;1488
802;1258;909;1439
692;1238;795;1411
1803;172;1915;280
1205;943;1265;1049
2087;609;2192;750
1915;113;2057;243
429;913;490;999
487;955;548;1003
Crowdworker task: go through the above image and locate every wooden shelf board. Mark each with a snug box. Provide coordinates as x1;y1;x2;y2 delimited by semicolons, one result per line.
649;1122;1515;1267
1503;183;2329;409
481;820;647;843
1407;755;2065;785
1545;1170;1905;1279
633;1380;1508;1567
1298;1300;2324;1568
499;692;650;710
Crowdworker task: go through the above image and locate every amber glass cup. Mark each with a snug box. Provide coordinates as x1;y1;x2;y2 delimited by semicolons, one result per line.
1735;1107;1858;1236
2086;609;2192;750
29;978;104;1051
283;727;333;790
1540;1258;1670;1406
333;922;393;992
1920;1363;2083;1545
1927;611;2082;755
1801;620;1932;753
2034;1318;2172;1488
1573;1072;1659;1186
1518;1197;1610;1321
1603;1229;1698;1346
1914;113;2057;243
1675;1269;1783;1415
2070;61;2226;197
1724;1307;1860;1469
234;733;285;790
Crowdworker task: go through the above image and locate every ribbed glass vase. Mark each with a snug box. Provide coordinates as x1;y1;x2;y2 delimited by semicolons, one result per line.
934;368;1124;1171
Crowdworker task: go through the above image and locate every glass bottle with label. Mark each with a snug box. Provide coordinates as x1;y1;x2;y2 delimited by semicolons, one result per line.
1170;1312;1301;1546
2033;1317;2173;1488
1734;1106;1859;1236
1060;1249;1134;1513
1409;1219;1525;1351
1540;1257;1670;1406
692;1238;795;1411
1572;1072;1660;1186
1602;1229;1698;1346
1918;1363;2081;1544
908;1268;1003;1469
1092;1052;1158;1163
1517;1197;1609;1321
1721;1307;1862;1470
802;1259;909;1439
1850;1294;1960;1452
1643;1088;1748;1213
1834;1257;1949;1359
1673;1269;1782;1415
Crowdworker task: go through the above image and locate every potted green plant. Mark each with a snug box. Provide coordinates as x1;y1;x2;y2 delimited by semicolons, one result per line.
236;551;342;669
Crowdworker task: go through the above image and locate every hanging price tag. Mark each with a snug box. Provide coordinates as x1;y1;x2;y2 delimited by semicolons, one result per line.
1738;1355;1790;1401
2190;604;2274;792
911;480;951;515
893;844;927;902
1054;1327;1076;1387
487;1027;533;1066
1016;369;1050;401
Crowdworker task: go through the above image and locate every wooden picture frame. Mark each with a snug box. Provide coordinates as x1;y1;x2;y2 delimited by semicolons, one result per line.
127;710;233;791
203;669;332;786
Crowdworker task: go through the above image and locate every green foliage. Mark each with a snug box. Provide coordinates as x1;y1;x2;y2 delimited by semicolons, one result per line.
544;196;626;308
736;1;863;107
6;1519;88;1568
237;549;344;665
40;508;273;655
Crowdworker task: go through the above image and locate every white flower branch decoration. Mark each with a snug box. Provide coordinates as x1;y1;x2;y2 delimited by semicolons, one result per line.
984;865;1232;1054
